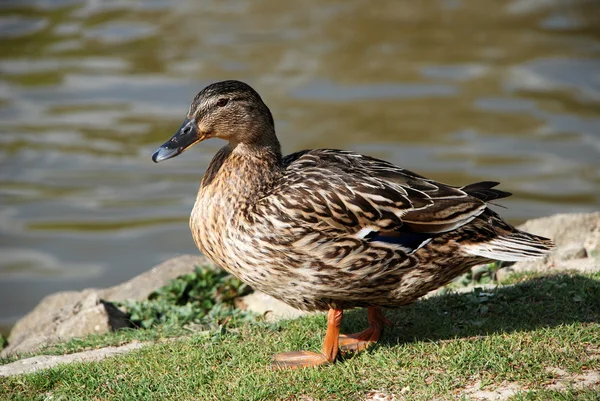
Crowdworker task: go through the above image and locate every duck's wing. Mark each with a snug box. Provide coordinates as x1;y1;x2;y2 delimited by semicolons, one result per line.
268;149;499;237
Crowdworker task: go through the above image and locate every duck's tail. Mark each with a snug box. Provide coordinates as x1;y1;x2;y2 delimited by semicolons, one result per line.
462;229;555;262
460;181;512;202
458;182;555;262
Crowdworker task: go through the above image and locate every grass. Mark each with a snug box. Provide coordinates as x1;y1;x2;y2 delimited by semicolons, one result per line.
510;389;600;401
1;271;599;400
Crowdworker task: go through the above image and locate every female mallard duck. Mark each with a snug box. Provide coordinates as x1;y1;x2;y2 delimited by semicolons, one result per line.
152;80;554;368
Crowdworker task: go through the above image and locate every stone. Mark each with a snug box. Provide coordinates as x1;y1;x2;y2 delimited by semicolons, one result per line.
3;294;130;357
239;291;310;321
55;294;129;339
517;212;600;253
495;266;514;283
584;223;600;257
3;291;85;356
556;245;587;261
504;212;600;275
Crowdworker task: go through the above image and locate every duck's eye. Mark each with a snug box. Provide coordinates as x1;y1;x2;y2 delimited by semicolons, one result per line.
216;98;229;107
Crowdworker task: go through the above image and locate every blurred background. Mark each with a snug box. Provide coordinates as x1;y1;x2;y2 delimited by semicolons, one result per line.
1;0;599;334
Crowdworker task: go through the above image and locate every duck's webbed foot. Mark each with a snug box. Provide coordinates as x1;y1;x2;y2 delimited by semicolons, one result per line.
272;351;329;368
338;307;392;353
272;308;343;369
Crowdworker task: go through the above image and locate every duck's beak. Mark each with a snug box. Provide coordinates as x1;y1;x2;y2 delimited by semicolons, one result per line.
152;117;202;163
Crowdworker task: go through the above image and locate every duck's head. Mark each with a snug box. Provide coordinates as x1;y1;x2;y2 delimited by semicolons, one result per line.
152;80;275;163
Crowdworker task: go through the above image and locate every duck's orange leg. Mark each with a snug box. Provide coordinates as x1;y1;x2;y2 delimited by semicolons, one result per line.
338;307;392;353
272;308;342;369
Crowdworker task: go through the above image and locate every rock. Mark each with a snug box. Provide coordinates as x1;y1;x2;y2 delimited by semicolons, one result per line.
1;254;210;357
517;212;600;255
556;245;587;261
500;212;600;277
55;294;129;339
3;291;84;355
2;293;129;357
239;291;310;321
584;222;600;257
495;266;513;283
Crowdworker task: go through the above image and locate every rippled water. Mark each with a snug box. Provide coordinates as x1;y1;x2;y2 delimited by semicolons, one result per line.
1;0;599;331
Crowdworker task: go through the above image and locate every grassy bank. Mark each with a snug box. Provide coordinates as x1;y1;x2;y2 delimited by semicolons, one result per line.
1;271;599;400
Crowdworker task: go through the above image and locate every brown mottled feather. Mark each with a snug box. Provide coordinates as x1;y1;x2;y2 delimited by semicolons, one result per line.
156;80;555;312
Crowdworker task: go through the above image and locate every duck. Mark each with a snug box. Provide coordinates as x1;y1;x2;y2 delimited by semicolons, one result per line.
152;80;554;368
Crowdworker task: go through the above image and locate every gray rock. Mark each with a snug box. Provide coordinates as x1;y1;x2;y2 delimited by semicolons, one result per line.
517;212;600;254
2;255;209;357
495;266;514;283
556;245;587;261
3;290;85;355
504;212;600;276
239;291;310;321
54;293;129;339
3;293;130;357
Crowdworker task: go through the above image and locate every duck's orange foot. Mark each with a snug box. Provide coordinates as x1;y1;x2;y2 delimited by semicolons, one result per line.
272;351;330;369
273;308;344;369
339;307;393;354
338;330;377;353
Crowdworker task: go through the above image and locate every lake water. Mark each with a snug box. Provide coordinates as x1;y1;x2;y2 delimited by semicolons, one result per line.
1;0;599;333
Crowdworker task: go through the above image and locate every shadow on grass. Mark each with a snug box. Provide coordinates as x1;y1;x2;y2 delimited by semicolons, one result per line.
340;273;600;347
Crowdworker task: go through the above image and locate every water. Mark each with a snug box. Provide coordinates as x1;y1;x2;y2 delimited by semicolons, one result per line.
1;0;599;332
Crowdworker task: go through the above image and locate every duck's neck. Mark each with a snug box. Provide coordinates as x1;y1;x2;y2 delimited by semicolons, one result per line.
200;138;283;202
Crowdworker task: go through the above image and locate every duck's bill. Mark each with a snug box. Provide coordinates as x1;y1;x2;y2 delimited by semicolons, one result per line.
152;117;202;163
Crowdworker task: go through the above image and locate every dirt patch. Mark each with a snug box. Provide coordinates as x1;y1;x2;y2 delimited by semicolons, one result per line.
463;366;600;401
363;389;404;401
464;380;521;401
545;367;600;391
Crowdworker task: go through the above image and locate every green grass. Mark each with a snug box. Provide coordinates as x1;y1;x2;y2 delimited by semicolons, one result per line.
510;389;600;401
1;272;599;400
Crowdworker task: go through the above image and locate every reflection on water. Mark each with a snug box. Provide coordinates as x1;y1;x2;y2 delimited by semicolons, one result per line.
1;0;599;331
